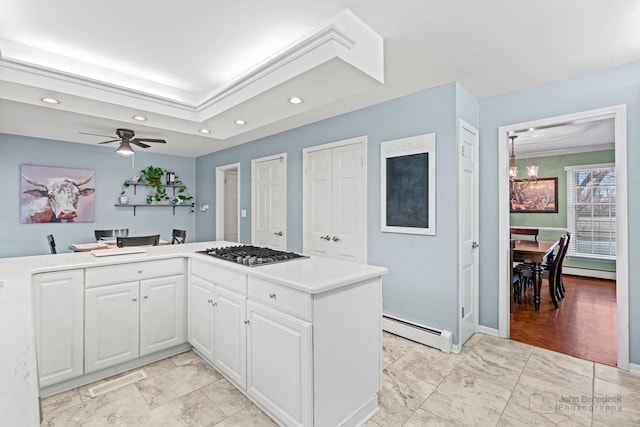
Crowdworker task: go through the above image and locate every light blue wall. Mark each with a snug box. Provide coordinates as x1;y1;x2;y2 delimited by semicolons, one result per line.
479;61;640;363
197;82;478;343
0;134;197;257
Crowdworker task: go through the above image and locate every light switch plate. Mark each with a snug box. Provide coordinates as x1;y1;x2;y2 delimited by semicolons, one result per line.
241;209;247;217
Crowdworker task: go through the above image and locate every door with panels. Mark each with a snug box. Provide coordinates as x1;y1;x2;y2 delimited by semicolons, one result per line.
252;154;286;250
303;137;366;263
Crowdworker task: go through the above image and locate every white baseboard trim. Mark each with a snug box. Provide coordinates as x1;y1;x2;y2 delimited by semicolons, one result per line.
629;363;640;375
382;314;452;353
476;325;499;336
563;267;616;280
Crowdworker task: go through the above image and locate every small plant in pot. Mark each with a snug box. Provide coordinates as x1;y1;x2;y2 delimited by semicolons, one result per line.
140;165;170;204
119;182;130;204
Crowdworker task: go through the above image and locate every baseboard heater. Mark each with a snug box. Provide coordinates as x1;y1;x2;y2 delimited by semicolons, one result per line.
382;313;452;353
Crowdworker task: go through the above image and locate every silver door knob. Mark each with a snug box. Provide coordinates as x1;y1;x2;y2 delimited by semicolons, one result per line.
320;235;331;241
274;231;283;236
332;236;340;242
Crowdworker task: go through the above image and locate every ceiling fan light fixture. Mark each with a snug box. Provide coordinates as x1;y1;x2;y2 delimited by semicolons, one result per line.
132;115;147;121
41;97;60;104
116;141;135;156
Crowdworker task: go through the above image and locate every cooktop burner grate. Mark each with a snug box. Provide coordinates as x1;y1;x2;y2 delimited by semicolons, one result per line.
196;245;308;267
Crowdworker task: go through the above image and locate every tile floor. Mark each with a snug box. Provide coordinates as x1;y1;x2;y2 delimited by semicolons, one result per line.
41;333;640;426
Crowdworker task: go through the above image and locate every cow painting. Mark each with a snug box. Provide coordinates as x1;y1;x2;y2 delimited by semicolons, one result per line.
20;166;96;223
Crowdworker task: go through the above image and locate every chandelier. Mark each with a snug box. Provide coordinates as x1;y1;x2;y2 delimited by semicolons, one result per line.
509;134;538;182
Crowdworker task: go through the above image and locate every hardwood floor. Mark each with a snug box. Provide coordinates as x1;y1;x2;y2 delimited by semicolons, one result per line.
510;274;617;366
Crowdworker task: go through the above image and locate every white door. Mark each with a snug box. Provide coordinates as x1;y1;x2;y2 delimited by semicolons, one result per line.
140;275;185;356
214;286;247;388
188;276;215;360
331;143;364;262
458;120;479;346
85;282;140;373
252;155;286;250
33;270;84;387
246;301;311;427
303;138;366;263
224;170;239;242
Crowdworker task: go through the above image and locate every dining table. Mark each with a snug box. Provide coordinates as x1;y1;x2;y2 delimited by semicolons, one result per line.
512;239;559;310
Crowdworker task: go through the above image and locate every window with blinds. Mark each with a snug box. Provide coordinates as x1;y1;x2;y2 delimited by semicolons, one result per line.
565;163;616;260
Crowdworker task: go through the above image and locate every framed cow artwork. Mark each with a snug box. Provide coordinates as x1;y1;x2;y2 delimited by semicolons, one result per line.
20;165;96;223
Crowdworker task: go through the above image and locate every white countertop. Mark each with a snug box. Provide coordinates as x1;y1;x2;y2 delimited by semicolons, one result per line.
0;241;386;425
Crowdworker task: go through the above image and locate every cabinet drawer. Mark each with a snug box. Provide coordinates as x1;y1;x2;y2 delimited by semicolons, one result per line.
191;260;246;294
85;258;184;287
248;277;311;321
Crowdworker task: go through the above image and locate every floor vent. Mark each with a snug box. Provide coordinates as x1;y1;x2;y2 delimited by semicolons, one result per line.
87;370;147;398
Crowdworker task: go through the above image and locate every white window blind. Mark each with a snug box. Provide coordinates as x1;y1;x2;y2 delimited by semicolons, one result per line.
565;163;616;260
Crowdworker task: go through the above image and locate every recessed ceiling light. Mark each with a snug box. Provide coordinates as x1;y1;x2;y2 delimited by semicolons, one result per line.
133;115;147;121
199;128;211;134
234;119;247;125
41;97;60;105
289;97;303;104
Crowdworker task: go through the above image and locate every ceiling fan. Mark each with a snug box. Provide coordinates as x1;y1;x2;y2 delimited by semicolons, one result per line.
80;128;166;156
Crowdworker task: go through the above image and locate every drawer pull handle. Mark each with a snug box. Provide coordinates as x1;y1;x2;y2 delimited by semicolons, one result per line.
207;298;213;303
320;235;331;241
269;293;276;299
274;231;283;236
138;270;143;274
332;236;340;242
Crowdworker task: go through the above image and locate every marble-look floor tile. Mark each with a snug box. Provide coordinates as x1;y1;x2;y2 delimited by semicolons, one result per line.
420;369;512;426
455;334;532;390
136;359;222;408
171;350;201;367
496;415;531;426
502;373;592;426
200;377;252;417
116;389;225;427
212;404;278;426
459;332;484;354
592;378;640;425
362;420;381;427
403;408;457;426
390;343;463;386
42;384;150;427
41;388;82;419
523;347;594;395
595;363;640;392
372;367;436;426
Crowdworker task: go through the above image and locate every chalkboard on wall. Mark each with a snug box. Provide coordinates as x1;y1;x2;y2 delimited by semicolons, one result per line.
381;133;436;235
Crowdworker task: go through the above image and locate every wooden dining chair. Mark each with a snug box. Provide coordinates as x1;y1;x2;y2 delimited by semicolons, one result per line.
510;228;540;241
171;229;186;244
116;235;160;247
47;234;57;254
542;234;569;308
95;229;129;240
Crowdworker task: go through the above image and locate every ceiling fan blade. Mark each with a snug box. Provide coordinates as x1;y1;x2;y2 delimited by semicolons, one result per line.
97;139;120;144
130;140;151;148
80;132;116;138
133;138;166;144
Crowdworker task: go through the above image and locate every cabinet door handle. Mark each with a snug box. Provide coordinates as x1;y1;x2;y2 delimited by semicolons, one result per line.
332;236;340;242
212;301;217;306
207;298;213;304
244;320;250;325
143;295;148;299
269;292;276;299
274;231;283;236
138;270;143;274
132;297;138;302
320;235;331;241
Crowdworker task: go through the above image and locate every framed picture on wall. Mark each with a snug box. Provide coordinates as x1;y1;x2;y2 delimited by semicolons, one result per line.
381;133;436;235
20;165;96;223
510;177;558;213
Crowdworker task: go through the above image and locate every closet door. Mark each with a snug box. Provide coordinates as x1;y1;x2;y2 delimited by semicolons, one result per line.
303;138;366;263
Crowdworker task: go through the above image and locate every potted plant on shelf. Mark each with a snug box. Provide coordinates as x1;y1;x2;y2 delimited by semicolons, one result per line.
140;165;170;204
119;181;130;204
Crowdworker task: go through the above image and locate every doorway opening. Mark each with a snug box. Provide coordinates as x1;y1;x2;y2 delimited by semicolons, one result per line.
497;105;629;369
215;163;240;243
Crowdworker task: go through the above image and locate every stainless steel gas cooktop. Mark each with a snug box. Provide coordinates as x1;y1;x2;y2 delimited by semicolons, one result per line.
196;245;308;267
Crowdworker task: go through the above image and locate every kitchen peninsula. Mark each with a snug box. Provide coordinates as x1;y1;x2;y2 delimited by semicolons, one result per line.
0;241;386;427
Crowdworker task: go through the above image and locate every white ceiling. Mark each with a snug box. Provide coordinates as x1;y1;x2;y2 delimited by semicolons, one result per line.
1;0;639;157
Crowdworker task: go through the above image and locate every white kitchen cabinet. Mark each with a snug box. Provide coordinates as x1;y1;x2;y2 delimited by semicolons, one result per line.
189;260;247;388
188;275;215;360
140;275;186;356
246;300;312;427
84;281;140;373
213;285;246;388
303;138;366;263
33;269;84;387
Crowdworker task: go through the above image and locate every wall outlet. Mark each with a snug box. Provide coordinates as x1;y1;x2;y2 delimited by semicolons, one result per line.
241;209;247;218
